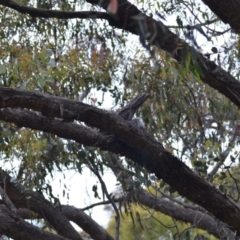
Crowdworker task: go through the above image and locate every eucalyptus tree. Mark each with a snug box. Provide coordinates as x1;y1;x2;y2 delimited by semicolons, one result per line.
0;0;240;239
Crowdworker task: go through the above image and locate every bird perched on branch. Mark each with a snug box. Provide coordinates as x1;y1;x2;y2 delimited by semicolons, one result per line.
116;93;150;121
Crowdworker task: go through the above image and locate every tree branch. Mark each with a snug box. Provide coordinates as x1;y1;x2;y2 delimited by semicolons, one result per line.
103;153;234;239
0;88;240;235
2;0;240;109
0;166;114;240
0;205;69;240
87;163;120;240
61;205;114;240
84;0;240;109
0;202;115;240
0;169;82;240
0;0;113;21
201;0;240;33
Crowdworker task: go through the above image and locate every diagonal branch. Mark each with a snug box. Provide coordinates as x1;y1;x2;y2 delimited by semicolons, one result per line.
0;0;112;20
0;168;82;240
3;203;115;240
0;205;69;240
0;89;240;235
0;185;17;213
84;0;240;109
103;153;234;239
0;112;230;239
2;1;240;109
201;0;240;33
0;167;114;240
0;194;114;240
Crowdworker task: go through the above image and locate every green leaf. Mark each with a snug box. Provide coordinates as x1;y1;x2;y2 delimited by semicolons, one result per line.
0;64;6;74
160;180;165;188
219;184;225;192
77;151;86;159
49;135;57;146
46;76;54;82
193;161;202;167
205;140;212;147
37;77;46;88
47;58;56;66
67;142;72;152
45;48;53;57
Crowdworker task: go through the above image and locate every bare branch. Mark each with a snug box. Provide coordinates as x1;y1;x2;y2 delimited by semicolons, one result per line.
85;0;240;109
0;203;115;240
0;205;69;240
103;153;235;239
2;0;240;110
61;205;114;240
201;0;240;33
0;185;17;213
0;0;112;21
0;169;83;240
87;163;120;240
81;199;121;211
0;169;114;240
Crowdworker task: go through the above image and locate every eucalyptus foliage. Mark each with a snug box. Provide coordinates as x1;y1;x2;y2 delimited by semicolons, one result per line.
0;0;240;239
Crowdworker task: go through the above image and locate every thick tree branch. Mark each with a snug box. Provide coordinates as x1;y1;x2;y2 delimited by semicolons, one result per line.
0;203;115;240
1;88;240;235
0;205;69;240
201;0;240;33
136;189;233;239
61;205;114;240
0;169;114;240
103;153;234;239
1;1;240;109
0;185;17;213
0;0;112;21
0;168;82;240
85;0;240;109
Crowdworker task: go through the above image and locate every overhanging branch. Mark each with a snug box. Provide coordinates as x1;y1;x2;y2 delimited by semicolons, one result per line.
2;1;240;109
0;0;112;20
201;0;240;33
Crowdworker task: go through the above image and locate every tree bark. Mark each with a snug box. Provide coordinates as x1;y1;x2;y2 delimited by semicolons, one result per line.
1;0;240;110
201;0;240;33
0;169;82;240
0;205;69;240
0;88;240;235
0;168;114;240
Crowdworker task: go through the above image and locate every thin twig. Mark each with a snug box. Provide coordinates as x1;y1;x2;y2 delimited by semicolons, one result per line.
88;163;121;240
81;198;122;211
